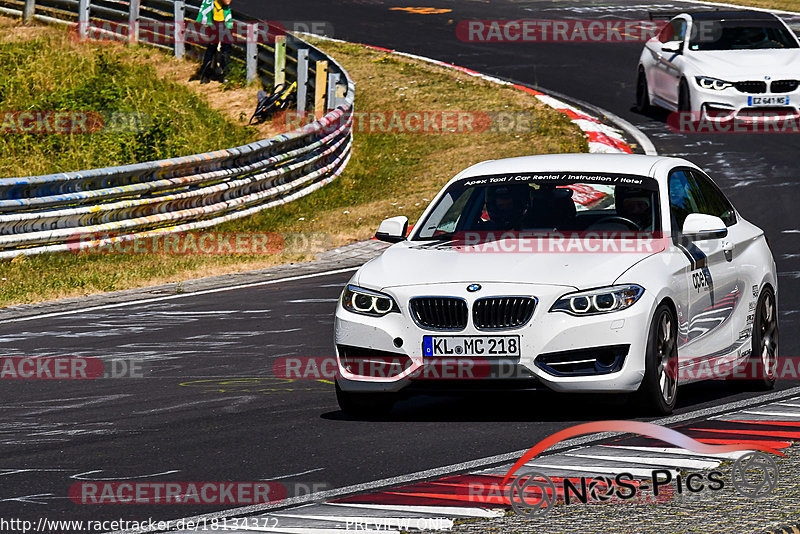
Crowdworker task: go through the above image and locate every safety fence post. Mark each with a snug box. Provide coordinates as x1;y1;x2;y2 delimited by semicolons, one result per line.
274;35;286;87
128;0;140;44
296;48;309;112
78;0;89;39
174;0;185;58
246;23;258;83
23;0;35;23
314;60;328;118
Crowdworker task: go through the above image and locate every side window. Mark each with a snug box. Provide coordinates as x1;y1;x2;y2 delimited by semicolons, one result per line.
690;171;737;227
659;18;687;44
668;169;737;233
668;169;698;232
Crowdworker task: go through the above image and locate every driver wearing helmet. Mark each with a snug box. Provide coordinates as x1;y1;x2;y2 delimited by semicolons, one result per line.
614;186;653;230
479;184;530;231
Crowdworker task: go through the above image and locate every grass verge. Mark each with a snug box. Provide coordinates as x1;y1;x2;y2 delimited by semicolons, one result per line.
0;30;587;307
0;17;258;177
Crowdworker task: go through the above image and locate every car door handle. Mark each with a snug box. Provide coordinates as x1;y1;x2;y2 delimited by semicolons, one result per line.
722;240;734;262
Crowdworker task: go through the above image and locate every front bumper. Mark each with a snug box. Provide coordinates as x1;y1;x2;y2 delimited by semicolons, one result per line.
691;82;800;122
334;282;654;394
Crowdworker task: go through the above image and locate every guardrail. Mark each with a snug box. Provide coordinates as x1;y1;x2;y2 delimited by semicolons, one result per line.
0;0;354;257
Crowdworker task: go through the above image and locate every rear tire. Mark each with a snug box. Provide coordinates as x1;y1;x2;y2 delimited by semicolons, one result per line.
635;304;678;415
635;68;653;113
335;380;396;416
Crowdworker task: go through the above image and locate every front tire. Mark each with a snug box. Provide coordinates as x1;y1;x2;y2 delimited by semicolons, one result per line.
635;68;653;113
744;287;778;390
335;380;396;416
678;79;692;113
636;304;678;415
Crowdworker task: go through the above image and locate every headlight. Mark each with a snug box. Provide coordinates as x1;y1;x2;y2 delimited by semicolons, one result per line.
551;285;644;316
695;76;733;91
341;285;399;317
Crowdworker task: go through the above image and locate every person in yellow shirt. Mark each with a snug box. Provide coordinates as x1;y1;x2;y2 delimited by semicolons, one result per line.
197;0;233;84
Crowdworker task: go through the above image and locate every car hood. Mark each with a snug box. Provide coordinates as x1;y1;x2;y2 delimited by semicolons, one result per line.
686;49;800;79
356;240;659;290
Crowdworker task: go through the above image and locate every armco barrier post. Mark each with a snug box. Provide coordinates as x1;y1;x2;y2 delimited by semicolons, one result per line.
274;35;287;87
23;0;35;23
314;60;328;118
78;0;89;39
174;0;185;59
246;23;258;83
128;0;140;44
296;48;309;112
327;73;341;111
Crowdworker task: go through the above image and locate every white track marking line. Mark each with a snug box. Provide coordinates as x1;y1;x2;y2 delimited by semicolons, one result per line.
738;410;800;418
322;502;503;519
266;468;325;481
562;452;719;469
680;0;800;16
522;463;668;478
108;385;800;533
132;398;242;415
2;267;358;324
602;445;750;460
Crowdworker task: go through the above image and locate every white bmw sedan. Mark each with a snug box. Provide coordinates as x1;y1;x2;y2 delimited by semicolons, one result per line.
334;154;778;415
636;10;800;121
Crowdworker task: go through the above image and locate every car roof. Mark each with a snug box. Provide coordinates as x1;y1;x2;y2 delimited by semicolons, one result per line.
452;154;688;185
688;10;779;22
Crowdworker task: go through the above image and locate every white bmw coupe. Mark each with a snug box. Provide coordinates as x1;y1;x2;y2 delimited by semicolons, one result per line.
636;10;800;121
334;154;778;415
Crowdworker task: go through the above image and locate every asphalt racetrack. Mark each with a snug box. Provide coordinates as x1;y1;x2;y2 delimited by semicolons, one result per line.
2;0;800;530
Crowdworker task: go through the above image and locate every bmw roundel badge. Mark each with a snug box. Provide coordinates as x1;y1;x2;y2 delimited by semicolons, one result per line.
467;284;482;292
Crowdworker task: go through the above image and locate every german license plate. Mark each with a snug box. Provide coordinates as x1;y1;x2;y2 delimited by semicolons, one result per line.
748;96;789;106
423;335;520;357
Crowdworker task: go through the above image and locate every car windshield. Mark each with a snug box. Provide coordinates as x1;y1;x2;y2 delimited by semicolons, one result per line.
414;172;661;240
689;20;799;50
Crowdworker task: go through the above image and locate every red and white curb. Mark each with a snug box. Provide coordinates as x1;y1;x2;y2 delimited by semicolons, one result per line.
300;33;635;156
167;394;800;533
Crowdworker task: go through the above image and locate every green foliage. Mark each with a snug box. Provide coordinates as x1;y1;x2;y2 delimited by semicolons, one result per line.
0;34;255;177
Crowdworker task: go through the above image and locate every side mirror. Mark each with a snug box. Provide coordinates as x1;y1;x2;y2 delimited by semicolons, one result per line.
682;213;727;240
375;216;408;243
661;41;682;54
